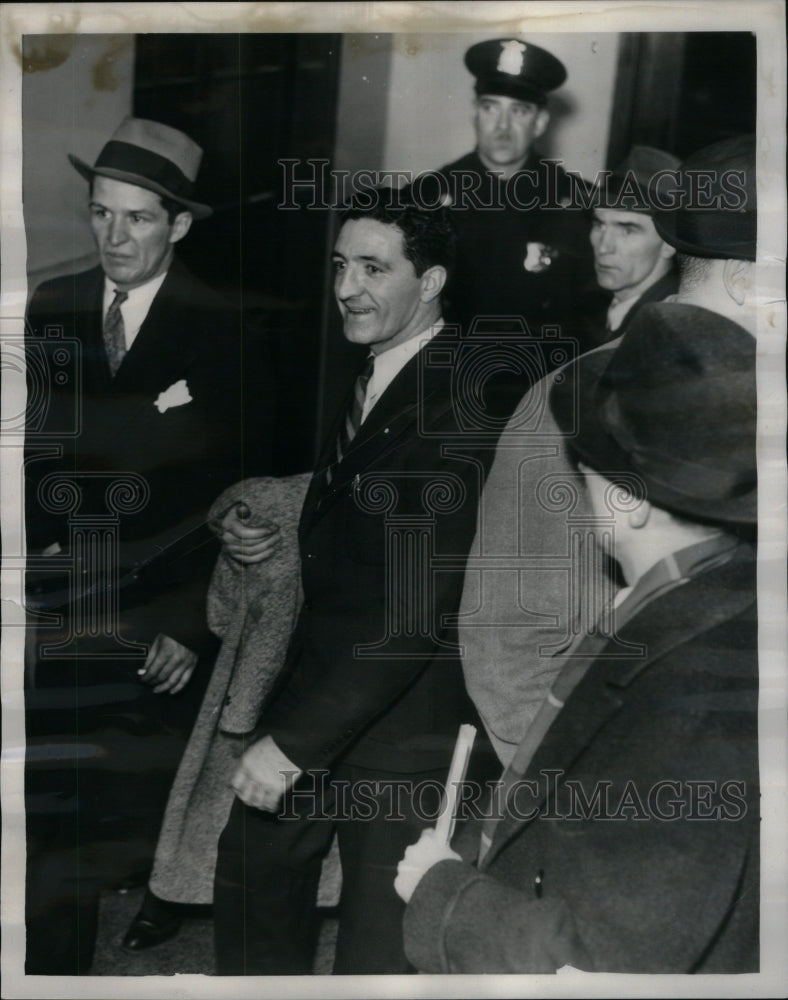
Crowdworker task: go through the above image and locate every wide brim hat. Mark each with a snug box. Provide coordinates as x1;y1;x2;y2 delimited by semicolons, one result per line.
594;145;681;213
69;117;212;220
550;302;756;526
465;38;566;105
649;134;755;260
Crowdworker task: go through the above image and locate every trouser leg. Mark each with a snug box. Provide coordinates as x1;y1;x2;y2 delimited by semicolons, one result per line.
331;763;445;975
213;769;336;974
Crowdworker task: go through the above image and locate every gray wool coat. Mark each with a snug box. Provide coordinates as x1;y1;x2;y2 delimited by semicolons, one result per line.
149;474;322;905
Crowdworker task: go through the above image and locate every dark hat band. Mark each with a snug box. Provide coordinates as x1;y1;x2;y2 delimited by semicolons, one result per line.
94;141;195;200
654;206;757;261
474;76;547;105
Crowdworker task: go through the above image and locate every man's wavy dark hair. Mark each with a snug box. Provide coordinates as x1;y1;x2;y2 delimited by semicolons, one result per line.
339;187;457;278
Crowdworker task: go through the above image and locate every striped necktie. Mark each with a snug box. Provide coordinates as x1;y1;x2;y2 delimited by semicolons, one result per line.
327;354;374;485
103;289;129;376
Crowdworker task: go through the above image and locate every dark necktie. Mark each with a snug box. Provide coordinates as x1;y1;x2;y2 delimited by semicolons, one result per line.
327;354;374;484
103;289;129;376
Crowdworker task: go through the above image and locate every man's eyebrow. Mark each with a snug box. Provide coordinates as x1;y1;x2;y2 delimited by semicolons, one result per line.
332;252;389;267
357;254;389;267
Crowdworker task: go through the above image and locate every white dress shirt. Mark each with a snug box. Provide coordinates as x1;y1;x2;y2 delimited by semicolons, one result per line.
361;322;443;423
606;295;639;333
103;271;168;349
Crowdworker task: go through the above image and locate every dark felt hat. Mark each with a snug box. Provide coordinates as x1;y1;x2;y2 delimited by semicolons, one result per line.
550;303;756;526
596;145;681;213
649;135;756;260
465;38;566;105
69;117;212;220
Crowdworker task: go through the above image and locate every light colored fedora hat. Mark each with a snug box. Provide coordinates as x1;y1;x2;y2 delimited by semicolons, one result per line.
69;117;212;219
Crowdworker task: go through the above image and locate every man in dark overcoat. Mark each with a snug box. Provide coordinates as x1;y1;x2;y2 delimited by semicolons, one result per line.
24;117;274;973
396;302;759;974
213;190;516;974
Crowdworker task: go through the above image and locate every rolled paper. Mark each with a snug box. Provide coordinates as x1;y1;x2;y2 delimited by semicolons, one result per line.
435;723;477;845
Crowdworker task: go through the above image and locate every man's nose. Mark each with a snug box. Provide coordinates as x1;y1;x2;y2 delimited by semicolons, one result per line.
107;218;129;246
496;108;511;133
336;266;360;300
595;228;616;255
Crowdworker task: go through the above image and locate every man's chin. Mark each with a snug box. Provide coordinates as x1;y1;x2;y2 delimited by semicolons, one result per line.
342;319;378;344
101;258;137;282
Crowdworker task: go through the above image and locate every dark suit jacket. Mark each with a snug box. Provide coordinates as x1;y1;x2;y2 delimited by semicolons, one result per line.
404;545;759;973
263;328;518;774
575;269;679;355
25;259;270;655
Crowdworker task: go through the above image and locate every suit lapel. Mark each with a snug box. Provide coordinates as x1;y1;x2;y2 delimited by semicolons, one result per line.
481;551;755;868
301;333;448;534
618;271;679;335
76;267;115;391
112;263;196;392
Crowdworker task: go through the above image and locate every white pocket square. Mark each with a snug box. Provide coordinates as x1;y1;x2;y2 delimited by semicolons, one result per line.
154;379;193;413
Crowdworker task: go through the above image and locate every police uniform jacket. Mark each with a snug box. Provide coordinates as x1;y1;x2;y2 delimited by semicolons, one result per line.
416;150;594;338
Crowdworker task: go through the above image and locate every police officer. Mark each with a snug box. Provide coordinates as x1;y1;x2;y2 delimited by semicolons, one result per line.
411;38;593;343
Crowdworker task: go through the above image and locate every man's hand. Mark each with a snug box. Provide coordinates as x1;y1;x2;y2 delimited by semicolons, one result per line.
231;734;303;812
213;502;282;565
139;633;198;694
394;827;461;903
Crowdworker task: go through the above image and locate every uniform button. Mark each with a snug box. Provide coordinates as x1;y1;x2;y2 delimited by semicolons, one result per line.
534;868;544;899
224;695;232;706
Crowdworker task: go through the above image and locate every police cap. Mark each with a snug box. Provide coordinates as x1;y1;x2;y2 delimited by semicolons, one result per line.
465;38;567;106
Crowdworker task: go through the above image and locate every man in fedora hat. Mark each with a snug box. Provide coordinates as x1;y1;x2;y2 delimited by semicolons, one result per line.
458;134;757;766
410;37;593;344
650;133;757;335
24;117;275;972
395;302;759;973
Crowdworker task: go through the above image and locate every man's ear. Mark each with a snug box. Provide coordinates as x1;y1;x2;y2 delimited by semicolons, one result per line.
169;211;194;245
533;108;550;140
420;264;447;303
722;257;753;306
659;240;677;261
628;498;652;530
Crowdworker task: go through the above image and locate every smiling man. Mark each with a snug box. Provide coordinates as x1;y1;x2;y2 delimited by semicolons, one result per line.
23;118;270;973
213;190;508;975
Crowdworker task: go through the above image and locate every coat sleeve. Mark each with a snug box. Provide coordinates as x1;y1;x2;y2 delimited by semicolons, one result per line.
403;859;590;974
403;643;759;974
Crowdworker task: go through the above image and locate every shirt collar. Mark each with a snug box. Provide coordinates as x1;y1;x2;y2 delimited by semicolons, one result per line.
361;321;443;421
103;271;168;348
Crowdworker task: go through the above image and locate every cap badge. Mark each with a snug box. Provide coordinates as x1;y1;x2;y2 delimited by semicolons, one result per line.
497;40;527;76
